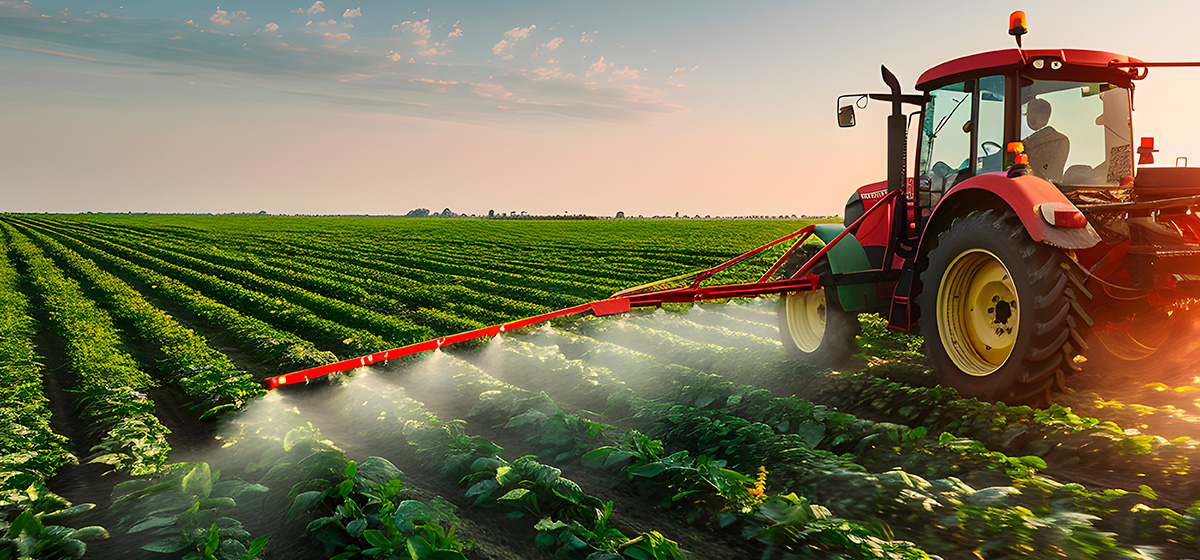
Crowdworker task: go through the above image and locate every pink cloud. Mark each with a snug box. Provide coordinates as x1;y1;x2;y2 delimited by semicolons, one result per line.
542;37;562;50
504;24;536;41
471;83;512;99
342;7;361;17
492;24;535;54
209;9;248;26
610;66;640;80
447;27;463;38
290;1;324;14
585;56;607;78
255;22;279;34
409;19;431;39
321;31;350;48
419;47;450;56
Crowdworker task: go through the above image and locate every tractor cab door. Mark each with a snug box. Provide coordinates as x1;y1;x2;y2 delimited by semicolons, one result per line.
916;75;1006;223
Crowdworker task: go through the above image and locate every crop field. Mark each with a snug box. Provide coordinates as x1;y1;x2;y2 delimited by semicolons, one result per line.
5;213;1200;559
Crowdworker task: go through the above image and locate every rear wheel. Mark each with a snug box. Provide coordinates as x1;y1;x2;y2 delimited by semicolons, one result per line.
919;209;1083;403
778;254;860;368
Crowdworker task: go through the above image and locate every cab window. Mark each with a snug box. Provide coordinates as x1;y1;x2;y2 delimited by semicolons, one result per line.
918;76;1006;197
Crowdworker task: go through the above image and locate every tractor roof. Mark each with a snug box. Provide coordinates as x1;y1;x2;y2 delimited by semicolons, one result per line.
916;48;1143;91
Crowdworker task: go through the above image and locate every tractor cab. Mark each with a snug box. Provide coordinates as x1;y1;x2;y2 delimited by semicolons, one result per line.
913;48;1141;216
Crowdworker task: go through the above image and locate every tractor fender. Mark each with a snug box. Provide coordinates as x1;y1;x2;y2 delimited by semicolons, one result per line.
903;173;1101;332
927;173;1101;251
812;224;880;311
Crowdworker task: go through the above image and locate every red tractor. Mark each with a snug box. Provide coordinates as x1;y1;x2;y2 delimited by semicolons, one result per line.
266;12;1200;406
778;11;1200;403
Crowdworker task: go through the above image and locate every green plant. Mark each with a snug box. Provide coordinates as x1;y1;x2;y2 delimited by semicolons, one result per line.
948;504;1143;559
583;432;754;523
289;459;471;560
0;472;108;560
618;531;684;560
109;462;269;560
747;493;929;559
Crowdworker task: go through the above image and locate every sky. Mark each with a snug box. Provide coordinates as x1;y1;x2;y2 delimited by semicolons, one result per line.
3;1;1200;217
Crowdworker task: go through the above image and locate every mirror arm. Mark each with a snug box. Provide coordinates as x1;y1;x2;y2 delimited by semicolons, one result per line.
867;93;930;106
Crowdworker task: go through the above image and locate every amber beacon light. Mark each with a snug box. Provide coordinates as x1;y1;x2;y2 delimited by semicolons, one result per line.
1009;11;1027;48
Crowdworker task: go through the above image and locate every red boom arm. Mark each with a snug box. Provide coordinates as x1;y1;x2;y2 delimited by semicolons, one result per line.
263;190;899;390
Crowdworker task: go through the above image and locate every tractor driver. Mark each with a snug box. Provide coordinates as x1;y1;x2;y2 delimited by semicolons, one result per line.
1021;98;1070;183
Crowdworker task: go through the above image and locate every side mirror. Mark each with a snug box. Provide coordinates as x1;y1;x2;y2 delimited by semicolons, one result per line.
838;104;856;127
837;94;867;128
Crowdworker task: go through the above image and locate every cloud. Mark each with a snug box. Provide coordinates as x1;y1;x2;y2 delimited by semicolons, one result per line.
585;56;607;78
471;83;511;99
342;7;361;18
492;24;535;54
0;7;686;123
541;37;562;50
321;31;350;48
290;1;324;15
504;25;536;41
0;41;95;61
408;19;431;39
447;27;462;38
210;9;248;26
610;66;639;80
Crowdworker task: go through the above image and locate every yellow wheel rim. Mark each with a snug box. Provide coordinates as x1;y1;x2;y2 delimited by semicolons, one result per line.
785;289;826;353
937;249;1019;376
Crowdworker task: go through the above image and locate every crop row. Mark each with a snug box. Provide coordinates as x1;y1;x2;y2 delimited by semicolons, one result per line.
474;324;1198;555
559;308;1200;496
23;227;265;417
15;220;392;358
1;223;169;476
0;235;72;477
55;219;620;306
71;218;673;292
13;220;337;377
33;218;587;339
369;352;928;558
63;230;436;346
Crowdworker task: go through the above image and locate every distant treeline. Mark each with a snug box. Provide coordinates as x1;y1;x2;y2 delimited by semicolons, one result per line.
54;209;836;220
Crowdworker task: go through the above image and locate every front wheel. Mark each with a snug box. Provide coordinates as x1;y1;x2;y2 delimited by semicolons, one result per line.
778;257;860;368
918;209;1083;403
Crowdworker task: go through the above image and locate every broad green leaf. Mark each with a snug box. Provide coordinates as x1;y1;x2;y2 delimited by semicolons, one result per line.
498;488;531;501
182;463;213;498
287;491;322;522
795;420;826;447
346;518;367;538
628;463;667;478
407;535;434;559
126;516;174;534
363;529;392;548
70;526;109;541
142;536;191;554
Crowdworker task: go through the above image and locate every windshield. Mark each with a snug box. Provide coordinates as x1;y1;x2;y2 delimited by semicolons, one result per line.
1019;80;1132;186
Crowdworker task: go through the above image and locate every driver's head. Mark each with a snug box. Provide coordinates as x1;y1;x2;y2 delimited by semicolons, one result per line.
1026;98;1051;131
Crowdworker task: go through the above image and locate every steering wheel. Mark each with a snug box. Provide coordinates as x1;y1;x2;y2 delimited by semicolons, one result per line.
981;141;1003;157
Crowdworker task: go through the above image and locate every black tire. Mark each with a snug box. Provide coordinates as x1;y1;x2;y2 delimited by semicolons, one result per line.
918;209;1083;404
777;250;861;368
